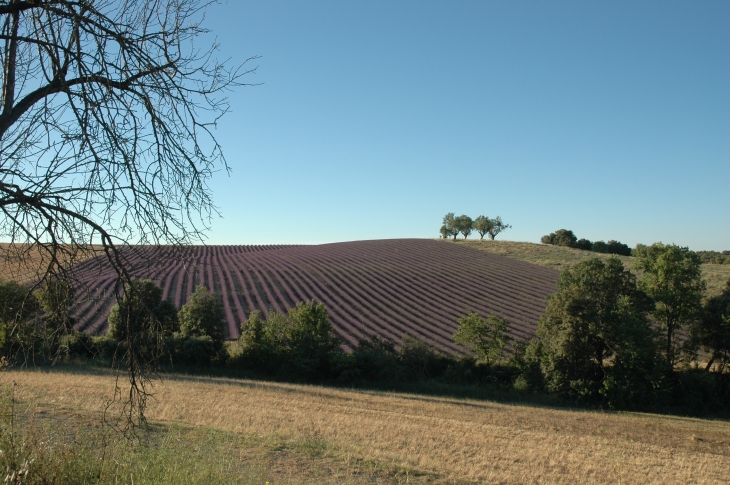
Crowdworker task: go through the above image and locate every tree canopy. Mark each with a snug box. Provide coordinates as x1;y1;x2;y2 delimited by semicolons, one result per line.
528;257;661;407
634;243;705;365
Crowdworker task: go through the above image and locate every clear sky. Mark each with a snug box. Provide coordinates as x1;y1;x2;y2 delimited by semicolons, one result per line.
200;1;729;250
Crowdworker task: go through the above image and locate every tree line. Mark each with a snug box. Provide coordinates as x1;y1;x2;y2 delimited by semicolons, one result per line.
1;242;727;416
440;213;512;240
541;229;632;256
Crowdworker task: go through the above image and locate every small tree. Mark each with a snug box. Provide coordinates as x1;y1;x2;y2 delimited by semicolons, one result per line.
178;286;225;345
455;215;474;239
108;280;179;342
486;216;511;240
453;311;512;366
634;243;705;366
287;300;339;357
442;213;459;240
0;280;38;350
35;280;75;334
472;215;493;240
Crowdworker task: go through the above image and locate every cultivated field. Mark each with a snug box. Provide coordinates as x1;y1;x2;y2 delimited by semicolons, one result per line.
455;239;730;297
5;368;730;484
68;239;560;353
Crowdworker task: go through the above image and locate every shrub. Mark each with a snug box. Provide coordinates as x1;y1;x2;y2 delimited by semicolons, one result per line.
178;286;225;345
541;229;577;247
606;240;632;256
574;238;593;251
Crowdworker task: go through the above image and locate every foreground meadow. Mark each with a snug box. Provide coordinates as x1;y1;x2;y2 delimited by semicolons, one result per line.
4;368;729;484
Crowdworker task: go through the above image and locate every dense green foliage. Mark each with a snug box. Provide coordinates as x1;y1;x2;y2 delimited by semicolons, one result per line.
690;280;730;372
523;258;664;408
454;215;473;239
441;213;511;240
634;243;705;364
178;286;226;344
541;229;631;256
453;311;511;366
107;279;179;341
696;250;730;265
0;281;38;350
541;229;577;247
440;213;459;240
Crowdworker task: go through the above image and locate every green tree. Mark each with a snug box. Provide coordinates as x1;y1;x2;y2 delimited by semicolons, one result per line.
287;300;339;357
0;280;38;350
691;279;730;372
574;238;593;251
35;280;75;333
442;213;459;240
455;215;474;239
178;286;225;345
472;215;493;240
453;311;512;366
107;280;179;342
541;229;577;247
486;216;511;240
634;243;705;366
528;258;660;406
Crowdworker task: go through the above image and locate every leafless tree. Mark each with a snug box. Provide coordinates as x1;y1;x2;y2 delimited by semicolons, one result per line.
0;0;255;428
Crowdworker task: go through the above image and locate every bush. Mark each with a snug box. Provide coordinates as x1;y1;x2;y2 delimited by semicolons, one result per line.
606;240;632;256
58;331;97;359
574;238;593;251
178;286;225;344
541;229;577;247
591;240;608;253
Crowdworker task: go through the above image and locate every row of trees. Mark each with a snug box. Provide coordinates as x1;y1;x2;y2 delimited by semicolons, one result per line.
447;243;729;411
440;213;511;241
541;229;632;256
0;278;230;371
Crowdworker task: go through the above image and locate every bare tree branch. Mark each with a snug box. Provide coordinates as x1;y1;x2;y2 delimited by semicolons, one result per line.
0;0;257;429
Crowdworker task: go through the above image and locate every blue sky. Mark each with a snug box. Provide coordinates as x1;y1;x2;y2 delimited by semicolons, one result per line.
201;1;729;250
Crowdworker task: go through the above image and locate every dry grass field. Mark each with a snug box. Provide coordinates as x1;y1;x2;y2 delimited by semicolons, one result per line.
0;243;100;283
453;239;730;297
5;368;730;484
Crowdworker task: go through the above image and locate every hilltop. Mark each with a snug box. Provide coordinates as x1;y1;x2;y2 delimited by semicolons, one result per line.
447;238;730;297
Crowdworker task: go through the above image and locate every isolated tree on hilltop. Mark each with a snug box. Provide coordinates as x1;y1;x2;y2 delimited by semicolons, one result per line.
0;0;254;427
455;215;473;239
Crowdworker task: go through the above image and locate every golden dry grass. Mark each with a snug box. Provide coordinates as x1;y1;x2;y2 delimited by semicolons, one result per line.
5;368;730;484
452;239;730;297
0;243;100;283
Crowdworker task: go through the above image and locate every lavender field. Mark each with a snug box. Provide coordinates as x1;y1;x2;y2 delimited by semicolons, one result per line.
70;239;559;354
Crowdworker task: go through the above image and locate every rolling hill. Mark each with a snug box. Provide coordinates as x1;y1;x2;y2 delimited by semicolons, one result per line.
69;239;560;354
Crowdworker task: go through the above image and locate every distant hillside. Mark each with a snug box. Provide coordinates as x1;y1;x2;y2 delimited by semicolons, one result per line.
446;239;730;296
69;239;559;354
